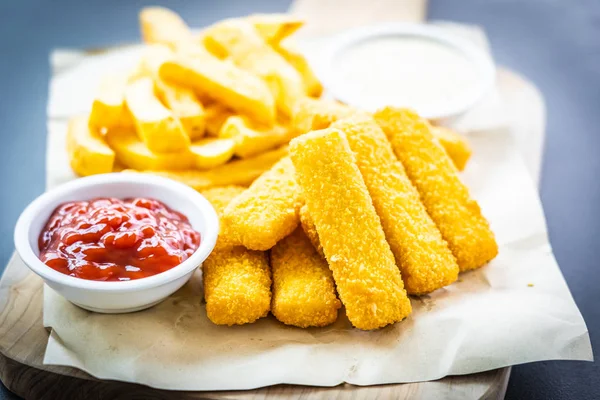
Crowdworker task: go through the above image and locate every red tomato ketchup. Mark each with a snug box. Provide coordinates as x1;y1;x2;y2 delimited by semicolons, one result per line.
38;198;201;281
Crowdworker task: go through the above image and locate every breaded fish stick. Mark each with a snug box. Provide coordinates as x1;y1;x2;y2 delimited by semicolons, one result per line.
299;203;323;257
290;128;411;330
331;117;458;294
431;125;472;171
271;228;341;328
222;157;301;250
201;186;271;325
374;108;498;271
129;145;288;190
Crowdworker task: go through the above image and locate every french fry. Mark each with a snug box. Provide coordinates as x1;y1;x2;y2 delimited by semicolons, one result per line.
219;116;296;158
190;138;235;169
289;128;411;330
248;14;304;44
67;115;115;176
88;74;133;131
274;39;323;97
222;157;301;251
431;125;472;171
374;107;498;271
270;228;341;328
139;6;192;47
131;146;288;190
124;77;190;153
291;97;362;134
204;103;234;137
332;116;459;294
138;45;206;140
203;20;304;117
201;186;271;326
160;52;276;126
105;127;194;170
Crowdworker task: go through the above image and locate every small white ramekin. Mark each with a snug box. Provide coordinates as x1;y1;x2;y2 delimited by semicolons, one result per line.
313;23;496;121
14;173;219;313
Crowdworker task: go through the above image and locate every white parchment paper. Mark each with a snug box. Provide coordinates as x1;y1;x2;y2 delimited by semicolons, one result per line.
40;24;592;390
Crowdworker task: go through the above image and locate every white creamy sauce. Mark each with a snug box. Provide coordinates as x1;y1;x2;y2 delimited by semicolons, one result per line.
334;36;480;112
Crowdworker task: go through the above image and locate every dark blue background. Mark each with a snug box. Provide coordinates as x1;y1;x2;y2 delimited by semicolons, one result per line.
1;1;598;399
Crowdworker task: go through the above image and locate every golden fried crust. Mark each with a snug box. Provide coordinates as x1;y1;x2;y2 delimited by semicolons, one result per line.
200;186;272;326
299;204;324;257
374;108;498;271
290;128;411;330
202;247;271;325
431;126;472;171
291;97;362;134
271;228;341;328
222;157;302;250
331;117;459;294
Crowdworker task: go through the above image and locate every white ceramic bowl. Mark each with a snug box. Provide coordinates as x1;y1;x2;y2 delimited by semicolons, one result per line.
314;23;496;121
14;173;219;313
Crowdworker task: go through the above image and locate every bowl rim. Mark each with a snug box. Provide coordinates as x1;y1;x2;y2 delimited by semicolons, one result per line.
13;173;219;292
315;23;496;120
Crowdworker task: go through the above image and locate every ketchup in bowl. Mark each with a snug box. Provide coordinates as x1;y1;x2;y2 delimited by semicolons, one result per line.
38;197;201;281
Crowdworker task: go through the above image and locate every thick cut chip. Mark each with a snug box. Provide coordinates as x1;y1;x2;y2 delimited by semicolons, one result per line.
219;116;296;158
274;39;322;97
204;103;234;137
374;107;498;271
160;52;276;126
190;138;235;169
289;128;411;330
291;97;363;134
67;115;115;176
248;14;304;44
125;77;190;153
131;146;288;190
106;127;194;170
139;7;192;47
203;20;304;117
271;228;341;328
88;74;133;131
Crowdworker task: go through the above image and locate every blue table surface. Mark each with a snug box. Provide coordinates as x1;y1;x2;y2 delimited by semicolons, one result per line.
1;0;598;399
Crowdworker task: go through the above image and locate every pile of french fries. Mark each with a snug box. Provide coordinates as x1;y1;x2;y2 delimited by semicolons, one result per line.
66;7;491;331
67;7;471;188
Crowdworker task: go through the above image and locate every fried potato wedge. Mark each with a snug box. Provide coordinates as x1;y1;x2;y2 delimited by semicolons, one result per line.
219;116;296;158
129;145;288;190
203;20;304;117
190;138;235;169
105;126;194;170
139;6;192;47
88;74;133;131
139;45;206;139
204;103;235;136
248;14;304;44
67;115;115;176
291;97;363;134
125;77;190;153
274;39;322;97
160;52;276;126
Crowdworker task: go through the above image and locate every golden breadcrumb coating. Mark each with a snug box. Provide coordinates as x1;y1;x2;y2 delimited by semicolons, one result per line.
271;228;341;328
374;107;498;271
299;203;324;257
200;186;271;325
222;157;302;250
291;97;363;134
431;125;472;171
331;117;459;294
290;128;412;330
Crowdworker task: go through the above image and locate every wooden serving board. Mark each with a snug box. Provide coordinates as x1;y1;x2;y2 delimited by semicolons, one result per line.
0;256;511;400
